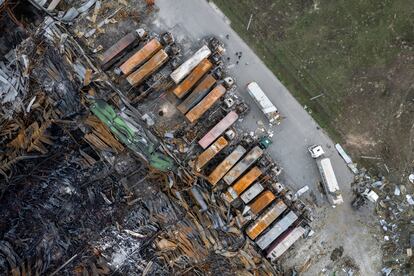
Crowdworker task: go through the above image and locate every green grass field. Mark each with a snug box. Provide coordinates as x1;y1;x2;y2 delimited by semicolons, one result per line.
213;0;414;142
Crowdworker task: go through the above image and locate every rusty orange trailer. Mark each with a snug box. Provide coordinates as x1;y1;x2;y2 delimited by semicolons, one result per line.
246;201;288;240
120;38;162;75
248;191;276;216
195;136;228;172
185;84;226;123
126;49;168;86
207;145;246;186
223;166;262;203
177;74;216;114
172;59;212;99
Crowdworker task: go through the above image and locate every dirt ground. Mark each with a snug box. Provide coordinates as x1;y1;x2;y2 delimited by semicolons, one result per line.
213;0;414;181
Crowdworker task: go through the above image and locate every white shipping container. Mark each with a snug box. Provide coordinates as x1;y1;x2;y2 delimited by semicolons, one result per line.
247;82;279;123
170;45;212;84
241;183;264;204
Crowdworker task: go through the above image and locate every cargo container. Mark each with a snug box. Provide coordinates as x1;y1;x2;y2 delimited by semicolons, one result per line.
126;49;168;86
246;201;288;240
246;82;280;124
172;59;212;99
246;190;276;216
266;226;306;261
120;38;162;75
185;84;226;123
223;166;262;203
198;111;238;149
208;145;246;186
177;74;216;114
256;211;298;250
240;183;264;204
101;29;146;69
195;136;228;172
223;146;263;185
170;45;212;84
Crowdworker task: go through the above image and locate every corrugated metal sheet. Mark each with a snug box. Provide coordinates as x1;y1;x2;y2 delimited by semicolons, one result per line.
195;136;228;172
170;45;211;84
126;49;168;86
207;145;246;186
101;32;138;67
185;84;226;123
266;226;306;261
223;146;263;185
240;183;264;204
249;191;276;215
256;211;298;250
246;201;288;240
198;111;238;149
177;74;216;114
120;38;162;75
172;59;212;99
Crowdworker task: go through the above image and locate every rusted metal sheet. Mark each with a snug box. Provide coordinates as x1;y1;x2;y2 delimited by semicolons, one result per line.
126;49;168;86
172;59;212;99
185;84;226;123
177;74;216;114
198;111;238;149
223;166;262;203
249;191;276;216
207;145;246;186
101;31;139;68
246;201;288;240
120;38;162;75
195;136;228;172
240;182;264;204
223;146;263;185
266;226;306;261
256;211;298;250
170;45;211;84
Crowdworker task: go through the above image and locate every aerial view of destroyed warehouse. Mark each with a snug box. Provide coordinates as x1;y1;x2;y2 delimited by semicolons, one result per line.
1;0;413;275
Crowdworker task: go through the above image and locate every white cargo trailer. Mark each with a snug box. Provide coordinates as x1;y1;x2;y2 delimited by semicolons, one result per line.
246;82;280;124
170;45;212;84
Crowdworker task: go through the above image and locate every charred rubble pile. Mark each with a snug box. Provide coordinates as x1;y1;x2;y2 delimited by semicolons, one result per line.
1;1;313;275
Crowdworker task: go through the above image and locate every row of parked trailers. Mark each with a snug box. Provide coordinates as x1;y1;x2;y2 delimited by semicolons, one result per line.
163;40;307;262
193;136;306;261
100;29;306;262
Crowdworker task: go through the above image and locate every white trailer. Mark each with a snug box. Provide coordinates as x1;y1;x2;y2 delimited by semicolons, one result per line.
246;82;280;124
308;145;343;205
170;45;212;84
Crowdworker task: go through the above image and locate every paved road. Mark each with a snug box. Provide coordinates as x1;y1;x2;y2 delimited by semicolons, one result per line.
152;0;353;194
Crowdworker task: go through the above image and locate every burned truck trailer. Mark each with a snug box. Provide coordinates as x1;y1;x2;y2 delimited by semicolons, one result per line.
172;58;212;99
170;45;212;84
223;166;262;203
256;211;298;250
198;111;238;149
266;226;306;261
